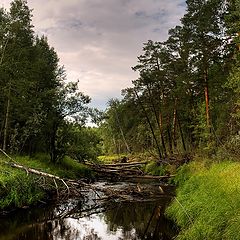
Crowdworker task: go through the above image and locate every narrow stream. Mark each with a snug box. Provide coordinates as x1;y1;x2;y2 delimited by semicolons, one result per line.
0;181;177;240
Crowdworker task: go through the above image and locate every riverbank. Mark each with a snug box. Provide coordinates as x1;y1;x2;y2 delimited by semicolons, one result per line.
166;159;240;240
0;155;92;211
0;152;174;213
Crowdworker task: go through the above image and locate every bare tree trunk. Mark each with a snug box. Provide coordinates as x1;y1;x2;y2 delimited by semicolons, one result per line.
1;37;10;151
177;114;186;152
113;106;131;153
0;37;9;66
172;100;178;150
133;88;162;160
167;128;173;154
50;121;59;163
112;136;117;154
155;61;168;156
3;89;10;151
159;111;167;156
204;68;210;131
167;115;173;154
145;84;167;157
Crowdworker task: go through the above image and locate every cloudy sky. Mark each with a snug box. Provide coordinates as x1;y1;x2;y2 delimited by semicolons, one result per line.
2;0;186;110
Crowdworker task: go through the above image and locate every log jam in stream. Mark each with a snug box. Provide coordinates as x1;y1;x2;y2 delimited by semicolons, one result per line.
1;152;178;239
0;180;177;240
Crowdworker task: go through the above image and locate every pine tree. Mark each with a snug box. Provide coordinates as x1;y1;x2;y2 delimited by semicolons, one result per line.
181;0;227;135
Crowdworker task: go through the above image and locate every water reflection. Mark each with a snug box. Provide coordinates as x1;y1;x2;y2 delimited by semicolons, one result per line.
0;183;176;240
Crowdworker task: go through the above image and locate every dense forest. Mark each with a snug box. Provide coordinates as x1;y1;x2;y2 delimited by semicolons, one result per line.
100;0;240;161
0;0;239;163
0;0;240;239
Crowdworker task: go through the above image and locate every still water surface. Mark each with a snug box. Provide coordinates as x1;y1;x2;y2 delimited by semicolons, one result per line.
0;182;176;240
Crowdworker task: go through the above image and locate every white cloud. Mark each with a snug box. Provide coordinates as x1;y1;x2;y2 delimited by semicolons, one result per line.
1;0;186;109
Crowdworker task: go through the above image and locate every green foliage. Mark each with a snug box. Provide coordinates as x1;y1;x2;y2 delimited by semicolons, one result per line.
67;126;102;163
172;160;210;186
0;1;91;163
166;161;240;240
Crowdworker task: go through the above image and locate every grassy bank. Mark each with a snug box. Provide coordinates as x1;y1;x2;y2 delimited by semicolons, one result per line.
0;155;92;211
166;160;240;240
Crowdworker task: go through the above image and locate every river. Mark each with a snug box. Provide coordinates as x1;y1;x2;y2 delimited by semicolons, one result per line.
0;181;177;240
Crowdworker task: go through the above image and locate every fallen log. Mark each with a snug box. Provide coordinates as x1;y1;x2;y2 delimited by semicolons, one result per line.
8;162;63;180
117;174;175;180
0;149;174;203
97;161;148;167
90;166;143;175
87;165;174;180
91;165;143;171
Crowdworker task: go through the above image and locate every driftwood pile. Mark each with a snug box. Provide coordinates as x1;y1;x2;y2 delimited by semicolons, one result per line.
86;161;175;181
6;161;173;202
0;149;175;203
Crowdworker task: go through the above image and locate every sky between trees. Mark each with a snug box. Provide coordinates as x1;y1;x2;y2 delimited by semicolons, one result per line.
1;0;186;109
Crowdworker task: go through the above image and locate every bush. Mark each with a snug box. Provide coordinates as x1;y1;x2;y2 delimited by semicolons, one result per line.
217;134;240;161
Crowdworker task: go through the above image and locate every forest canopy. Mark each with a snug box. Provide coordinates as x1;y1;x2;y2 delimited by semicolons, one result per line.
99;0;240;160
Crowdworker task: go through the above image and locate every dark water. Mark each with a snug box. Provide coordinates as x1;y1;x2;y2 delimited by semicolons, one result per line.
0;182;177;240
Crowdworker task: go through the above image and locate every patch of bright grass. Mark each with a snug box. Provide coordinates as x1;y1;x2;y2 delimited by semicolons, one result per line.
97;154;126;164
166;161;240;240
144;161;167;175
58;156;92;179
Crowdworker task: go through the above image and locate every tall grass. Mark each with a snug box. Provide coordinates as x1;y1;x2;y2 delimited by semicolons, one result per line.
0;159;44;210
144;161;167;175
166;161;240;240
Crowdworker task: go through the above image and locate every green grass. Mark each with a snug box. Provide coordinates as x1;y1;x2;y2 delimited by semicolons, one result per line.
0;154;92;210
166;160;240;240
97;152;156;164
0;158;44;210
97;154;127;163
13;154;92;179
144;161;167;175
